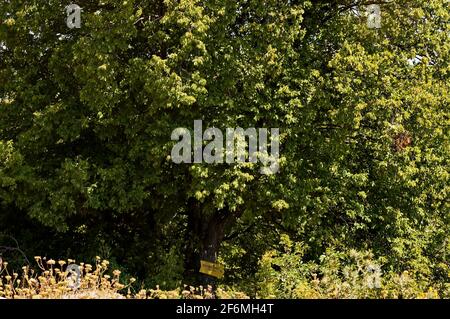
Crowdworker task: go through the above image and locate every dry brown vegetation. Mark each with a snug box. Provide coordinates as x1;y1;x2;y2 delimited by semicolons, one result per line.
0;257;249;299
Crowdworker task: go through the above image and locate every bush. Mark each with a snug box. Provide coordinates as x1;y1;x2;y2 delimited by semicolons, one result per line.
255;235;449;299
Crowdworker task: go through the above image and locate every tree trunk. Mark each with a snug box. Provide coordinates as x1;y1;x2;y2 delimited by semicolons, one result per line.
184;199;232;287
198;212;229;287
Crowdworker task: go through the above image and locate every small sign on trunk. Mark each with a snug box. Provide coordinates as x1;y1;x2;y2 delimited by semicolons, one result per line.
200;260;224;278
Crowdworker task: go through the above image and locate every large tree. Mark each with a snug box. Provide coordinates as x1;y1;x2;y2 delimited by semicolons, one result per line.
1;0;448;284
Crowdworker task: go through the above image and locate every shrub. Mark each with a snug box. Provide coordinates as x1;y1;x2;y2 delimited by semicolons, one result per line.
255;235;449;299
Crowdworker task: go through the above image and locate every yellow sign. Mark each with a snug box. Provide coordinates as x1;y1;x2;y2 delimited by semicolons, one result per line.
199;260;224;278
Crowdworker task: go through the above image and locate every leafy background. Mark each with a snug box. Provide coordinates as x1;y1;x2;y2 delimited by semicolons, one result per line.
0;0;449;298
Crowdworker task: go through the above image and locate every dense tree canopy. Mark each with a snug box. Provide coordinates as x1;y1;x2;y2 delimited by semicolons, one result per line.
0;0;449;293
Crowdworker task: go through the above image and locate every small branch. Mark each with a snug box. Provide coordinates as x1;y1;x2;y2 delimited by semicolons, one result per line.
223;223;255;241
0;235;31;265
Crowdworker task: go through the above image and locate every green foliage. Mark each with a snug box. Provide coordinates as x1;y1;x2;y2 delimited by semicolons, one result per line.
255;235;449;299
0;0;448;295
